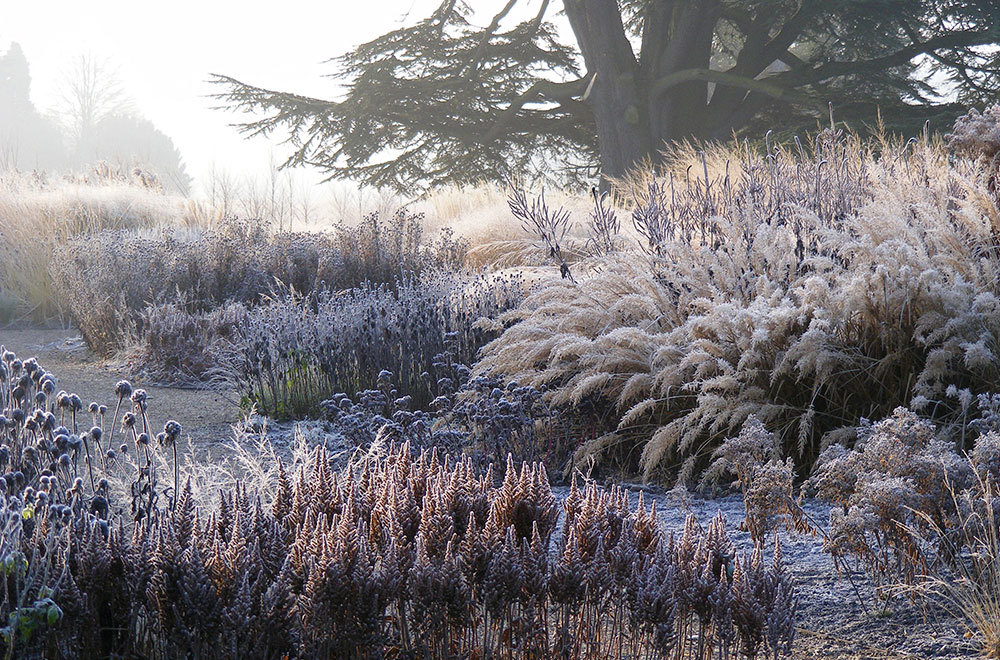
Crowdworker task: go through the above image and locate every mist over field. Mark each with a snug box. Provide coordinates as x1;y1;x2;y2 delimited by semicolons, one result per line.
3;2;1000;658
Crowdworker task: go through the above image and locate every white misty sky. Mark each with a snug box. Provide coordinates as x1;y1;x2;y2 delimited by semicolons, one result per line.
1;0;457;192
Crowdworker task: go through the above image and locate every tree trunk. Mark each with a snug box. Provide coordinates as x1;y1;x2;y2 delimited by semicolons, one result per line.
564;0;650;184
565;0;720;184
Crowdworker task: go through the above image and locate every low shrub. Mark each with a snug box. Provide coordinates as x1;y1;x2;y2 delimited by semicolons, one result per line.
223;271;524;419
49;219;342;356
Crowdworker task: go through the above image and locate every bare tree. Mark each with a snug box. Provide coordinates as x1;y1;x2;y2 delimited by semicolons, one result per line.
56;55;133;147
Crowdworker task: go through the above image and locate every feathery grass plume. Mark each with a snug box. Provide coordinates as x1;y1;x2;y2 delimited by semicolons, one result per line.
479;119;1000;483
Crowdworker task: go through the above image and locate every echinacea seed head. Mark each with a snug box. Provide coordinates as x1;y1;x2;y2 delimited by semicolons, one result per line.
163;420;181;443
122;412;136;430
69;394;83;411
98;405;107;416
88;402;98;414
58;454;70;469
130;389;147;405
114;380;132;398
89;427;102;442
137;433;150;446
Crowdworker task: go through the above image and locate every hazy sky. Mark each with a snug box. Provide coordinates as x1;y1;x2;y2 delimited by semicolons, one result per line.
2;0;449;192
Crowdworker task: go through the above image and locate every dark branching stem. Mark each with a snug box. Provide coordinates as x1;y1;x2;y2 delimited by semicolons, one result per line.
506;182;575;282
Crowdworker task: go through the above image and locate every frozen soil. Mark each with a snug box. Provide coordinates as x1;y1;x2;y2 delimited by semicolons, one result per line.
0;325;981;659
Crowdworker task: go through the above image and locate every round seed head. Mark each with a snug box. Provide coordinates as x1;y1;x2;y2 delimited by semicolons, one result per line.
163;420;181;443
114;380;132;398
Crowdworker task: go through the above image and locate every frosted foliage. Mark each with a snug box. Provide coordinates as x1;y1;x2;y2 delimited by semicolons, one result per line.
947;104;1000;161
478;129;1000;481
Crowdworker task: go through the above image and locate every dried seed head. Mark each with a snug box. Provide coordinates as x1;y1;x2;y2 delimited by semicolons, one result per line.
114;380;132;398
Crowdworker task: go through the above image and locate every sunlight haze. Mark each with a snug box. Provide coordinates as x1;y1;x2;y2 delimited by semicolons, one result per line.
2;0;442;189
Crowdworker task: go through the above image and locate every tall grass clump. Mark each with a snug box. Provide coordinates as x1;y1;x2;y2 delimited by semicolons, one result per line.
0;166;190;321
223;271;525;419
479;111;1000;483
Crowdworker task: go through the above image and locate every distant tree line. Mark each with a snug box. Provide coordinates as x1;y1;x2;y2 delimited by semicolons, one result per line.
0;43;191;194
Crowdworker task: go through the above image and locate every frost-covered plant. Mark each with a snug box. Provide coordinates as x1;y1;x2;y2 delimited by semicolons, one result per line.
223;271;524;419
0;440;796;659
947;104;1000;162
720;404;1000;617
50;219;343;356
128;301;247;383
320;361;569;472
704;417;811;544
480;122;1000;482
333;206;468;286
